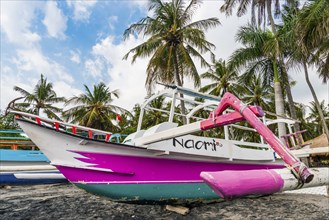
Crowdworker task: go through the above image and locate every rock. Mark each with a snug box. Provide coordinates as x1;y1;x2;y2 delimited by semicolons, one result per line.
4;185;12;190
165;205;190;215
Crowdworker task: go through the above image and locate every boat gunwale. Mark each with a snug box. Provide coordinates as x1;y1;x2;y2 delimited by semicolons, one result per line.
15;117;142;150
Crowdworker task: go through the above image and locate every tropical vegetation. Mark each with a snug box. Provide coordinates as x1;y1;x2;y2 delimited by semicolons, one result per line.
12;74;65;120
62;82;127;132
199;58;238;97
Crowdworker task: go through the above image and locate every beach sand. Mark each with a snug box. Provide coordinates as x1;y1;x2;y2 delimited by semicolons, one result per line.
0;183;328;220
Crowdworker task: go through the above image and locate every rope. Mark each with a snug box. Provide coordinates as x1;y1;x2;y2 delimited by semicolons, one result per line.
239;104;248;115
286;162;306;188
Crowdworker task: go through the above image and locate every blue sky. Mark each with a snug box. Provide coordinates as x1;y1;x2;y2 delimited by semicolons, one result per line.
1;0;328;114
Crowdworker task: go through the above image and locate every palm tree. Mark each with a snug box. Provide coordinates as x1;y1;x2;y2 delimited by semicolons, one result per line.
145;96;170;128
295;0;329;83
237;74;273;111
13;74;65;120
199;58;238;97
280;4;329;141
220;0;301;133
118;104;141;134
220;0;298;33
62;83;127;131
229;25;287;137
123;0;220;123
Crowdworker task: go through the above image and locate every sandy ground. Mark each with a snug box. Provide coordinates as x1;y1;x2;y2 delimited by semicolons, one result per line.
0;183;328;220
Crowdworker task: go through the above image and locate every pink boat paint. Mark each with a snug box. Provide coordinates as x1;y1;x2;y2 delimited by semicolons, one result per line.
200;167;329;199
200;169;284;199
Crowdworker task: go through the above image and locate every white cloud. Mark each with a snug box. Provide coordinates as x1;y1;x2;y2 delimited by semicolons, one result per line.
84;58;104;78
66;0;97;22
87;35;148;111
0;1;80;111
70;50;81;64
43;1;67;39
0;1;41;47
1;73;32;111
12;48;74;83
1;49;81;111
0;70;81;112
290;67;329;106
53;81;82;102
108;16;118;30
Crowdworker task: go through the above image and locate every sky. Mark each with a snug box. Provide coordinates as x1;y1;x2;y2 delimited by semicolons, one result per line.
1;0;328;115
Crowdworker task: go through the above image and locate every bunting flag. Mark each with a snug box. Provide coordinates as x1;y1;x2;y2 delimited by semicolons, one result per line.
116;113;122;121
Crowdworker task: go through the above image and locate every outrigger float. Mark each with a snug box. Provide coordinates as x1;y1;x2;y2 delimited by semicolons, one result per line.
9;85;328;203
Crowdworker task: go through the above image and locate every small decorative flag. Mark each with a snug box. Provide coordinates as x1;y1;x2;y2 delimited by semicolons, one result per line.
116;113;122;121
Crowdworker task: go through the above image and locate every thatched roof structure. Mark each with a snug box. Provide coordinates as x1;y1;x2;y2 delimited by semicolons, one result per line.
304;134;329;156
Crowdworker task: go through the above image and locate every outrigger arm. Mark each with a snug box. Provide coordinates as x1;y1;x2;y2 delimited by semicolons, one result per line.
207;92;314;184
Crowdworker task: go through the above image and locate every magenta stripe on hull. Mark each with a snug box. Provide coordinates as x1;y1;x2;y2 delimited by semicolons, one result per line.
57;151;284;183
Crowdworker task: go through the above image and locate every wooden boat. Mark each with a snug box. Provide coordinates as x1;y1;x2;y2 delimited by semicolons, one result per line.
0;130;66;185
9;85;328;202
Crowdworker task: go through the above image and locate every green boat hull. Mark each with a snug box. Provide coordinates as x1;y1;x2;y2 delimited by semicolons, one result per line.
75;182;222;204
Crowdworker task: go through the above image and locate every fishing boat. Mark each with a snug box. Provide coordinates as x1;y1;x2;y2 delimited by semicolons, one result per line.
0;130;66;185
9;85;328;202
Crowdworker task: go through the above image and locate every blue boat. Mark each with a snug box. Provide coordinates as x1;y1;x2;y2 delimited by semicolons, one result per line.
0;130;66;184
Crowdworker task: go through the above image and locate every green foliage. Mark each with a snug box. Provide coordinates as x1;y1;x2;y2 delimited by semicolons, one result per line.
295;0;329;82
12;74;65;120
237;74;274;111
199;58;238;97
220;0;283;28
123;0;220;91
0;112;20;131
63;82;128;132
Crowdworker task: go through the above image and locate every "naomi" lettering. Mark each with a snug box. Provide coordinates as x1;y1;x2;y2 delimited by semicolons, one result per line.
173;138;222;151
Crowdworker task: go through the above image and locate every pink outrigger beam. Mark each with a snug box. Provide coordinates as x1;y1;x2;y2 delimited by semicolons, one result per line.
198;92;314;199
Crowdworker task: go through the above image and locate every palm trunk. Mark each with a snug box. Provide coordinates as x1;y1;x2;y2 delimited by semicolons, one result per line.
273;60;287;139
266;0;300;133
274;82;287;138
173;52;187;124
303;61;329;142
281;63;301;132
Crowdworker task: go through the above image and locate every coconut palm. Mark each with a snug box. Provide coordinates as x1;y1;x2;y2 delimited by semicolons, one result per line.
237;74;273;111
229;24;287;137
118;104;142;134
220;0;300;132
221;0;274;29
142;96;169;129
123;0;220;123
62;83;127;131
220;0;298;32
295;0;329;83
199;58;238;97
12;74;65;120
280;4;329;141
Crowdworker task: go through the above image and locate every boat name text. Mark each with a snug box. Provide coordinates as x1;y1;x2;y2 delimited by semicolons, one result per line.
173;138;222;151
